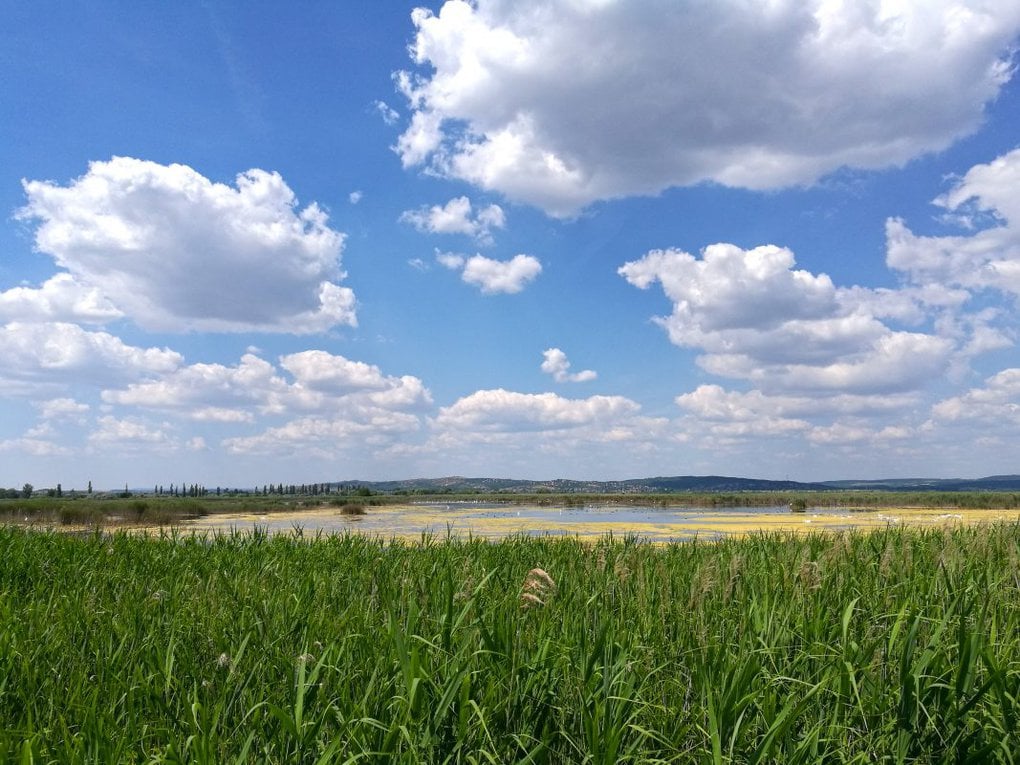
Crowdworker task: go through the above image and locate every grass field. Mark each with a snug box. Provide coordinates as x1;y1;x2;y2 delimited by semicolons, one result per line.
1;523;1019;762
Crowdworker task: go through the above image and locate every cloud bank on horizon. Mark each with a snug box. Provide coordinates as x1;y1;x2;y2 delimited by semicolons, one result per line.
1;0;1019;487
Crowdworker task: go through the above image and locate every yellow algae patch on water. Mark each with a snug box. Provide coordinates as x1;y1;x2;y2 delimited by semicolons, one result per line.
179;503;1020;543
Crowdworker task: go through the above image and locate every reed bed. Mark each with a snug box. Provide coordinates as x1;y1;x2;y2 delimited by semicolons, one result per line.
1;523;1019;763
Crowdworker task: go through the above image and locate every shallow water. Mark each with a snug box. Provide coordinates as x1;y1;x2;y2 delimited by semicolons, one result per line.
184;502;1020;542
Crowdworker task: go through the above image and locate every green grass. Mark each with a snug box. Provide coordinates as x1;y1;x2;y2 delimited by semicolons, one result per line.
1;524;1019;762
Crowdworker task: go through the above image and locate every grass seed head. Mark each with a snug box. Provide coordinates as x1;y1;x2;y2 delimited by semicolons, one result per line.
614;558;631;582
520;567;556;608
798;560;822;591
520;592;545;609
525;567;555;591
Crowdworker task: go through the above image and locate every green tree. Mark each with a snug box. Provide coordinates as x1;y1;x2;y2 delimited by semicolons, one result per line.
21;483;33;498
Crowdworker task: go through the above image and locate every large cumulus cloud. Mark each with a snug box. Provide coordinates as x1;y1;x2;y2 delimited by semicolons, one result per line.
396;0;1020;216
619;243;952;395
17;157;356;333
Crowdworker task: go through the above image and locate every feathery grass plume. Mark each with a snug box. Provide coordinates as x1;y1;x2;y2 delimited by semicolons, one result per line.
525;567;555;591
797;559;822;591
520;566;556;608
520;591;545;608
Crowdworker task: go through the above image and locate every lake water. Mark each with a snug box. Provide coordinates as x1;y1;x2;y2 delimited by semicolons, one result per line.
184;501;997;542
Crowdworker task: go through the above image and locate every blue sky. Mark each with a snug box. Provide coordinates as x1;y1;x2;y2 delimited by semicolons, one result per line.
2;1;1020;490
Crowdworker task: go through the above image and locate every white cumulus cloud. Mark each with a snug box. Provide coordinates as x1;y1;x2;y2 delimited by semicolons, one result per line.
88;416;178;451
35;397;91;422
676;384;919;422
98;350;432;459
0;322;181;393
887;148;1020;297
400;196;505;243
396;0;1020;216
0;436;72;457
101;350;431;424
418;388;671;477
672;383;926;446
17;157;356;333
0;274;123;324
439;253;542;294
101;354;284;422
434;389;639;432
930;368;1020;427
222;411;423;457
541;348;597;383
620;243;953;394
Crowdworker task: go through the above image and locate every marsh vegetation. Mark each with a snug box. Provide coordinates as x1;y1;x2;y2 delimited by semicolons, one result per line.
2;489;1018;532
2;523;1020;761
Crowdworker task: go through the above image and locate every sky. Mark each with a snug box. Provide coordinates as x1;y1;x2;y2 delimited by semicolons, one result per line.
2;1;1020;490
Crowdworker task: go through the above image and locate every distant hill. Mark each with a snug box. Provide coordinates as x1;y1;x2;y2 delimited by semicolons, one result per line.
335;474;1020;494
820;475;1020;492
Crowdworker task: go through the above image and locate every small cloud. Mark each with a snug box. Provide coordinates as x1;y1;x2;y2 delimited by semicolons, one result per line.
348;190;363;204
400;196;505;244
0;436;72;457
35;397;91;422
25;422;55;438
374;100;400;126
438;252;541;294
88;415;176;451
408;258;429;272
436;251;466;270
541;348;597;383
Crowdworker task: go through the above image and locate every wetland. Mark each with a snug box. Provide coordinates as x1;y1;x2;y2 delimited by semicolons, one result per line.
186;500;1020;541
4;490;1020;760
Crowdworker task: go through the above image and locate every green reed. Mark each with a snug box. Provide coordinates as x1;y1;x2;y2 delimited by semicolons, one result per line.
1;523;1018;763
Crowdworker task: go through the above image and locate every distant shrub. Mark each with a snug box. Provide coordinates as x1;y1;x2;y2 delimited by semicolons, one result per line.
59;507;105;526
